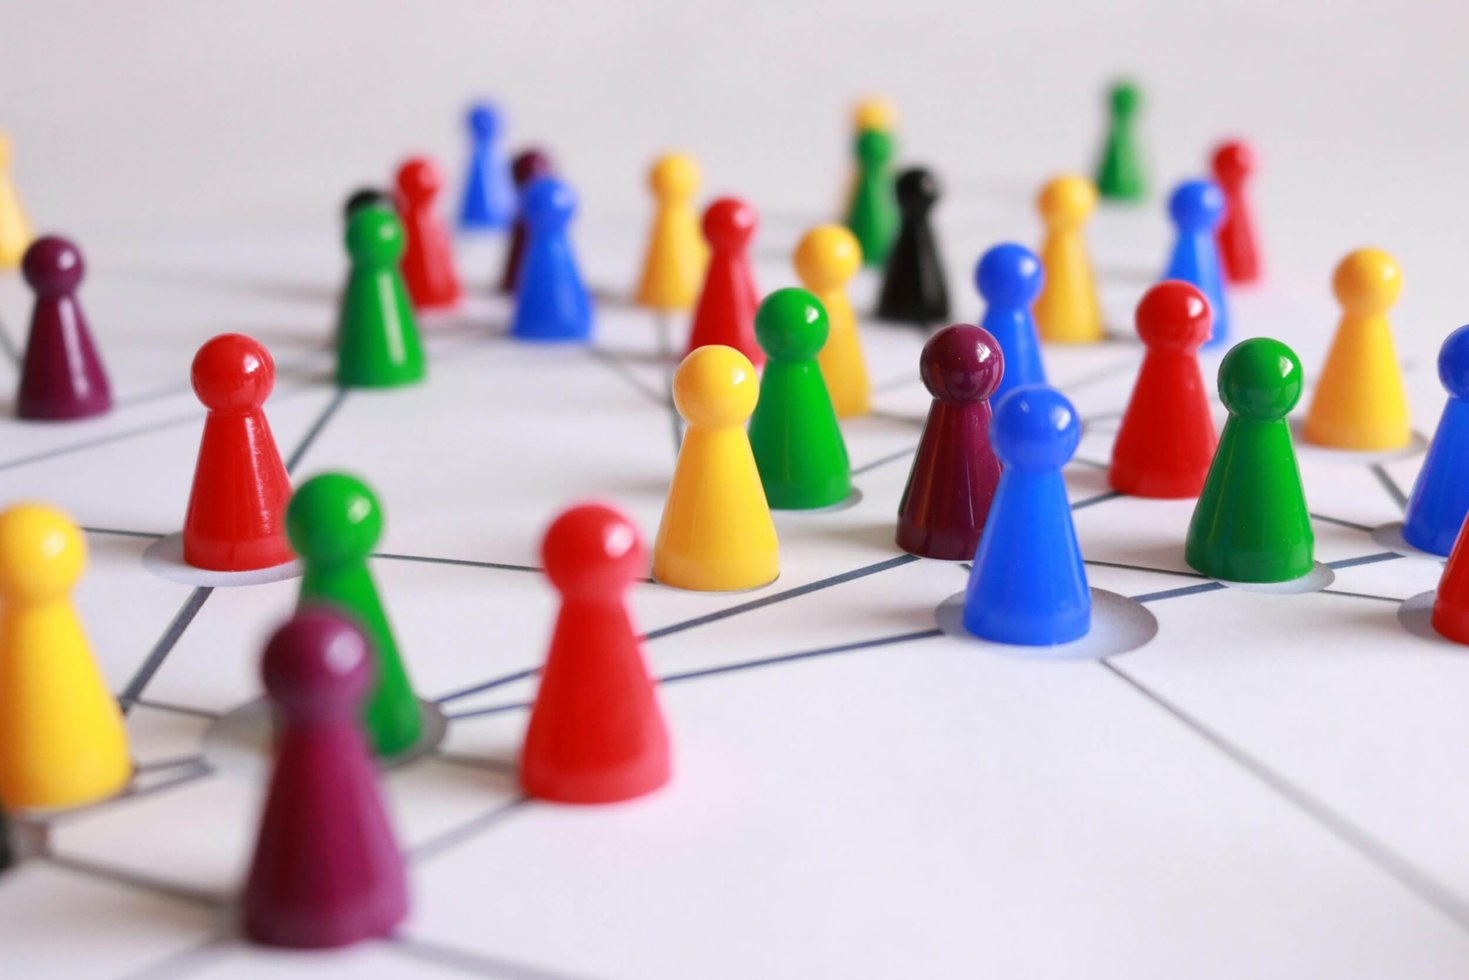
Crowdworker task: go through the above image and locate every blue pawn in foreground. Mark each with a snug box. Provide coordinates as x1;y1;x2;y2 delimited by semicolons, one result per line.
963;385;1091;646
511;177;593;342
976;243;1046;401
1403;325;1469;555
458;102;515;231
1163;179;1229;349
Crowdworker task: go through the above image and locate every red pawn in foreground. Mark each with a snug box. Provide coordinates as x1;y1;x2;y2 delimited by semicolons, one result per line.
685;197;761;365
1109;282;1217;498
521;502;671;804
243;610;408;948
183;334;293;571
1211;140;1262;284
1433;521;1469;643
499;148;554;294
395;156;462;310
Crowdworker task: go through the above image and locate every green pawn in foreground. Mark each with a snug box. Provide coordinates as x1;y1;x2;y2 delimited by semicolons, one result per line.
1095;80;1147;202
1185;338;1314;583
337;206;426;388
846;129;898;268
288;472;423;756
749;288;852;510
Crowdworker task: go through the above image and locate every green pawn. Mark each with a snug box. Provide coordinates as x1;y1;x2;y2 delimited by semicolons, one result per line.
337;206;426;388
1095;80;1147;202
287;472;423;756
749;288;852;510
846;129;899;268
1185;338;1314;583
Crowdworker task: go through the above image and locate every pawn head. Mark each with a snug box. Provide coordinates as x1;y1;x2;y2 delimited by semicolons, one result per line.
855;129;894;168
975;242;1044;308
0;503;85;604
1135;281;1212;353
919;324;1004;404
512;148;553;188
672;344;759;428
542;502;645;598
286;472;383;566
1168;179;1226;232
1217;337;1302;421
1438;325;1469;400
1109;80;1141;116
344;186;392;222
648;153;700;201
1038;174;1097;227
853;96;897;133
522;177;576;232
894;167;940;213
262;609;372;717
192;333;275;412
22;236;85;295
1211;140;1255;184
755;287;829;361
1332;247;1401;316
991;385;1081;471
396;156;443;203
467;101;501;139
345;206;405;265
702;197;757;252
793;224;862;291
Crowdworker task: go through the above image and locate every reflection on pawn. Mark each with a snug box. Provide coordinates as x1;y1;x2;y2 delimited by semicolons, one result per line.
1403;325;1469;555
336;207;425;388
975;242;1046;401
795;225;868;417
876;167;950;325
511;177;593;343
1162;179;1229;348
1034;176;1104;343
963;386;1091;646
18;236;112;420
686;197;761;365
636;153;705;312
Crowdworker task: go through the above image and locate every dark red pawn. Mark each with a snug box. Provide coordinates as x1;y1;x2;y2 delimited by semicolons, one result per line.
16;236;111;421
499;148;554;294
182;334;293;571
1109;282;1217;498
1211;140;1262;284
1433;522;1469;642
896;325;1004;560
521;503;671;804
243;611;408;949
685;197;761;365
395;156;462;310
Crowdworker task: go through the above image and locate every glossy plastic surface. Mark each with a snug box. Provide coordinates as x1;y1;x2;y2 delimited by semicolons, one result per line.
686;197;762;365
1034;175;1104;343
636;153;706;311
1404;325;1469;555
336;207;426;388
510;177;593;342
17;236;112;420
457;101;515;231
976;242;1046;401
795;224;868;417
876;167;950;325
396;156;463;310
846;129;898;269
1211;140;1262;284
1162;179;1230;349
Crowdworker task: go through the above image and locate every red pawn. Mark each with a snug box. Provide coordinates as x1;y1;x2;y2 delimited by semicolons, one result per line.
499;148;554;294
395;156;462;310
521;503;671;804
1211;140;1262;284
182;334;294;571
1109;282;1217;498
243;611;408;949
1433;520;1469;642
685;197;761;366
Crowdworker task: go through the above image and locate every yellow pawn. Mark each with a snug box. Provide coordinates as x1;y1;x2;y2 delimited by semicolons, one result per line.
1304;248;1410;450
654;346;778;591
0;132;34;270
795;225;869;418
636;152;707;312
0;504;130;811
1033;175;1104;344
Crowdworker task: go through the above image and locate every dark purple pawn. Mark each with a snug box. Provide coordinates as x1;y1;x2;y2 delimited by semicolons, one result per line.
896;324;1005;560
499;148;554;294
17;237;111;421
242;610;408;950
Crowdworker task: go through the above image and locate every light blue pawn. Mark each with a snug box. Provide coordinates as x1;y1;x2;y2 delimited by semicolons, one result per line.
976;243;1045;401
458;102;515;231
963;385;1091;646
511;178;593;343
1403;326;1469;555
1162;179;1229;349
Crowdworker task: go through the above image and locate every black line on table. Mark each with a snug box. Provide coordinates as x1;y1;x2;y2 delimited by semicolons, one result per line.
0;314;20;365
1063;354;1139;392
852;444;916;476
433;750;519;775
1320;588;1406;604
1131;581;1228;603
134;754;206;774
434;667;539;706
653;313;683;455
1070;456;1110;471
1084;558;1208;580
45;853;224;910
129;697;221;721
1311;512;1375;534
1370;463;1408;510
118;587;214;714
410;796;529;864
584;345;666;406
373;551;542;574
1327;551;1402;570
0;409;202;474
117;936;228;980
391;935;610;980
81;525;167;540
1071;490;1121;510
45;764;214;830
284;386;348;472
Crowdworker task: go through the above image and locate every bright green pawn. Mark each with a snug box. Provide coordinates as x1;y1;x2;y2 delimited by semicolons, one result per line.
749;288;852;510
1095;80;1147;202
1185;338;1314;583
287;472;423;757
846;129;898;268
336;206;426;388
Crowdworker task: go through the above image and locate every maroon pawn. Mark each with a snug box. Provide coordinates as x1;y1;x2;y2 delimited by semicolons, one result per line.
499;148;554;294
395;156;462;310
1211;140;1262;284
16;236;111;421
896;325;1005;560
242;610;408;950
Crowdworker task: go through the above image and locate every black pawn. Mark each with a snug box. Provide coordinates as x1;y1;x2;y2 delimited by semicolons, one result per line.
344;187;393;222
876;167;950;325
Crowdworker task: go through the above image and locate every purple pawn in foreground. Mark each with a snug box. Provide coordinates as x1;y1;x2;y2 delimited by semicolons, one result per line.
896;324;1005;560
242;610;408;949
17;236;111;421
499;148;554;294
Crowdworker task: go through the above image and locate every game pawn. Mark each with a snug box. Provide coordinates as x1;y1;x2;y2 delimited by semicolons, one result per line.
976;243;1047;401
1403;326;1469;555
522;503;672;804
242;610;409;949
511;177;593;342
0;503;131;811
17;236;111;421
686;197;761;365
1109;282;1218;498
395;156;463;310
0;132;33;268
457;101;515;232
1211;140;1263;284
1162;179;1230;348
795;224;869;417
1303;248;1410;451
654;345;778;591
847;128;899;269
344;187;392;222
183;335;293;571
963;386;1091;646
287;473;422;758
842;97;895;214
636;153;706;312
876;167;950;325
499;148;553;294
336;206;426;388
1432;513;1469;643
1095;80;1147;202
896;325;1004;560
1186;338;1313;583
1033;175;1104;344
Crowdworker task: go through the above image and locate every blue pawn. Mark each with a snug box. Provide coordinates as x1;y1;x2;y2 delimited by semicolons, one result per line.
1162;179;1229;349
511;178;593;343
458;102;515;231
975;243;1046;401
963;385;1091;646
1403;326;1469;555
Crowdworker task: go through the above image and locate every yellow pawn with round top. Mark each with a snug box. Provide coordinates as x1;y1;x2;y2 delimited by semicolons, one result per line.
1033;175;1104;344
0;132;33;270
795;225;870;418
636;152;707;312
